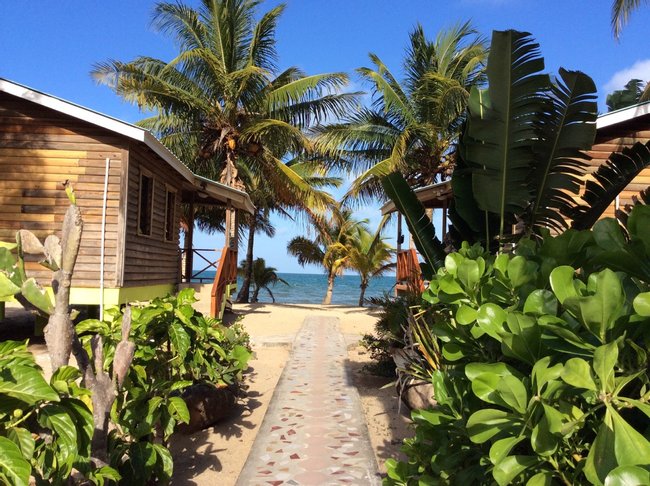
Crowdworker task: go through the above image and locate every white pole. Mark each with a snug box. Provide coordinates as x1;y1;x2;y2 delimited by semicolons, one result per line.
99;157;110;320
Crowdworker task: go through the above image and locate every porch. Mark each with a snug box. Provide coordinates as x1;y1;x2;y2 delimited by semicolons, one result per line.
380;180;452;295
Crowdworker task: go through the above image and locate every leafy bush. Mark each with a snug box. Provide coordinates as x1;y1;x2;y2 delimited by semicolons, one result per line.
0;341;119;485
77;288;252;483
386;211;650;485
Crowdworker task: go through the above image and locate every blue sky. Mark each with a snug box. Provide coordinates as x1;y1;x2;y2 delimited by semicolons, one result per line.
2;1;650;272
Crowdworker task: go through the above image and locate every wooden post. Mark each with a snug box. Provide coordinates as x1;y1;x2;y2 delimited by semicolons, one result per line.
396;213;402;296
442;198;448;238
185;199;195;282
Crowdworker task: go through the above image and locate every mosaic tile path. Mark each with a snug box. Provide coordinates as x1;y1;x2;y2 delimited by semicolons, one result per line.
236;315;381;485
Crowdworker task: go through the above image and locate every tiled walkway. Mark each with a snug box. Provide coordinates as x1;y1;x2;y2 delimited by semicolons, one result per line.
236;316;381;485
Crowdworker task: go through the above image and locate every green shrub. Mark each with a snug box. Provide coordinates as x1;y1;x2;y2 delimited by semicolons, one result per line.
386;213;650;485
77;288;252;483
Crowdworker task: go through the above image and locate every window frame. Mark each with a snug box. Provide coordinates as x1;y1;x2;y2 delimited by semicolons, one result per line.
164;185;177;242
137;169;155;237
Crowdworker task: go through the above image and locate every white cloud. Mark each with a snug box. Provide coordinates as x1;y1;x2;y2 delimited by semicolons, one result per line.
604;59;650;92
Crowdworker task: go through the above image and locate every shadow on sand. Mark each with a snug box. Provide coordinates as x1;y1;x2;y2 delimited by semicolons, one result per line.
169;363;265;484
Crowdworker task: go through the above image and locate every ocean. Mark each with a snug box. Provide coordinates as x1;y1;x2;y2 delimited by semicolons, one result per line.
194;272;396;306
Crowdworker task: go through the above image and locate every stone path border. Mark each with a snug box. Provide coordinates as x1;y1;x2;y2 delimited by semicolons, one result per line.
236;315;381;485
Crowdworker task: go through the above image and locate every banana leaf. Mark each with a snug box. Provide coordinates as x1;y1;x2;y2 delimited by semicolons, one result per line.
460;30;550;240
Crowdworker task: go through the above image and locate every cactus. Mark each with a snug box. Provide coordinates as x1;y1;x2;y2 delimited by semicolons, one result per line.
0;184;135;461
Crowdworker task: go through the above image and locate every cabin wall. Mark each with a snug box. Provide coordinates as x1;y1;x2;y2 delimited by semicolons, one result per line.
587;120;650;219
122;144;183;287
0;92;122;288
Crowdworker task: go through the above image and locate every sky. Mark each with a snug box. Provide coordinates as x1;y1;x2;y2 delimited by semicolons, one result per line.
2;0;650;273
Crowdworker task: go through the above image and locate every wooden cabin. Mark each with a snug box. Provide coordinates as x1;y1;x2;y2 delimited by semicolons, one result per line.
0;78;253;316
589;101;650;218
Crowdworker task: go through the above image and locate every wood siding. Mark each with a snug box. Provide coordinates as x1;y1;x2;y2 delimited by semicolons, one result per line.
587;118;650;219
0;92;123;288
122;144;183;287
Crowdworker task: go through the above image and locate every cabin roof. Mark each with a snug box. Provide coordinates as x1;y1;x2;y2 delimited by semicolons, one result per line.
597;100;650;130
0;78;254;214
380;180;452;215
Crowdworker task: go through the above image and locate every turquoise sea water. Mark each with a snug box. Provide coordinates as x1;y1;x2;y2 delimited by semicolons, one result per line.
194;272;396;306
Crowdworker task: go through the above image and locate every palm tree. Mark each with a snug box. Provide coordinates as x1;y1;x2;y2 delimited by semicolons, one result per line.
239;258;287;303
92;0;357;281
287;209;367;304
612;0;648;38
607;79;650;111
314;21;487;203
347;223;395;306
235;160;341;302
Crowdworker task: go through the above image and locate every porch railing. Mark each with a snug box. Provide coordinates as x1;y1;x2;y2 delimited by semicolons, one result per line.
396;249;425;294
179;248;223;283
211;246;238;318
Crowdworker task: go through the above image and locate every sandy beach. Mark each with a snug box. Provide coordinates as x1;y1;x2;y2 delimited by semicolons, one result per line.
170;302;412;485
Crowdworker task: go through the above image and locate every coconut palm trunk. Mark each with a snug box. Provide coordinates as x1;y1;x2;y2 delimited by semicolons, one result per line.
358;278;369;307
323;272;336;305
236;217;256;302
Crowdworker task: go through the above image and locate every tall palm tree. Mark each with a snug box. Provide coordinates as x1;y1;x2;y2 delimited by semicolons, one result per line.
347;223;395;306
287;209;367;305
314;21;487;204
92;0;357;270
239;258;287;303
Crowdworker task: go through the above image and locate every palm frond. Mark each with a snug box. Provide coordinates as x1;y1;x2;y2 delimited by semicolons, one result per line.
287;236;324;267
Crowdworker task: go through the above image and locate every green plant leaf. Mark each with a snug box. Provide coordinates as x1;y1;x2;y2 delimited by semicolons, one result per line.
456;305;478;325
20;278;54;314
458;259;481;290
570;269;625;343
561;358;597;391
0;436;30;486
490;436;525;465
167;396;190;424
476;303;507;340
609;406;650;468
467;408;517;444
0;365;60;403
531;415;558;456
593;342;618;393
38;403;78;469
523;290;558;316
604;465;650;486
497;375;528;414
168;321;190;361
0;273;20;299
492;455;538;486
6;428;34;462
549;266;578;305
527;471;554;486
585;410;617;485
507;256;537;288
632;292;650;316
152;443;174;482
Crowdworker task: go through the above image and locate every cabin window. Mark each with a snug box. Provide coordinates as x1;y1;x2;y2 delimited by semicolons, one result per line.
138;172;154;236
165;189;176;241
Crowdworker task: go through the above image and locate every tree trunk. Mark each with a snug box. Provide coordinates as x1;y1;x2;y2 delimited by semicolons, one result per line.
323;273;335;305
358;279;368;307
251;286;260;303
236;216;256;303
